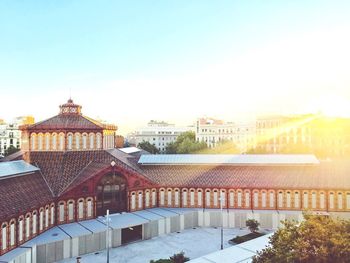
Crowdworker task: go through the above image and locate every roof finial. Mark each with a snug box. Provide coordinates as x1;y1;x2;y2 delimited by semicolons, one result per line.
68;88;73;103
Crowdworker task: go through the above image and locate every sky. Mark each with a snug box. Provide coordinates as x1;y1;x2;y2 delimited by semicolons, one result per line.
1;0;350;135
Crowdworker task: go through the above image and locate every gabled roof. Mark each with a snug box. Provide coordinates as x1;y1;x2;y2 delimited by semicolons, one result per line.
0;171;53;222
29;150;150;196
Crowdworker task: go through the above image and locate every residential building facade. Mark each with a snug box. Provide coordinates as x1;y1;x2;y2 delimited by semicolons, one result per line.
195;117;256;152
0;116;34;157
128;120;194;153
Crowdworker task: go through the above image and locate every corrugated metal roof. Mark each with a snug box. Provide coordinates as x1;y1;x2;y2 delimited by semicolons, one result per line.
0;160;39;179
138;154;319;165
119;147;141;154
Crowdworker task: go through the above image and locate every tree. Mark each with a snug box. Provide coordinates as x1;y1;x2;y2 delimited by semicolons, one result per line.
252;214;350;263
4;145;20;157
199;140;241;154
169;252;190;263
165;131;207;154
138;141;159;154
246;219;260;233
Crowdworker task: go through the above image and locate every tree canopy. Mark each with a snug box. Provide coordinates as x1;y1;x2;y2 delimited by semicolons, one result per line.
4;145;20;157
138;141;160;154
252;214;350;263
165;131;207;154
246;219;260;233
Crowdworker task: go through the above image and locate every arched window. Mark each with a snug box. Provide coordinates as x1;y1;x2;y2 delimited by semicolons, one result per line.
45;133;50;150
269;191;274;208
329;192;334;209
320;192;325;209
213;190;218;207
18;218;23;242
229;191;235;207
303;192;308;209
52;133;57;150
245;191;250;207
32;212;37;234
2;224;7;250
261;191;266;208
237;191;242;207
312;192;317;209
87;198;93;217
10;221;15;246
145;190;150;207
78;200;84;219
45;207;49;228
96;133;102;149
160;189;165;206
182;189;188;207
286;191;291;208
190;189;195;206
253;191;259;207
50;205;55;225
167;189;172;206
347;193;350;209
197;189;203;206
75;133;80;150
31;133;36;150
278;192;283;208
138;191;143;209
59;133;65;150
82;134;87;149
59;202;65;222
294;192;300;208
89;133;95;149
152;190;156;206
68;201;74;220
338;193;343;209
131;192;136;210
39;209;44;231
38;133;43;150
174;189;180;206
25;214;30;239
67;134;73;150
206;190;211;207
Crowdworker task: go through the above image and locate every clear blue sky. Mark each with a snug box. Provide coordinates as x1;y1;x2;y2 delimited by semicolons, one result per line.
1;1;350;134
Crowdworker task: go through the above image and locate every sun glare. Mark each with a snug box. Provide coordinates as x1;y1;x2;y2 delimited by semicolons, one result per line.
310;95;350;118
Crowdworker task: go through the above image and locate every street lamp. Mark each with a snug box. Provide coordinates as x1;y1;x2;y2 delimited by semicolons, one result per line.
219;191;224;250
105;209;111;263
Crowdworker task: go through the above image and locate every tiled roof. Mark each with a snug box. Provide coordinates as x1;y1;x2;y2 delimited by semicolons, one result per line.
29;150;148;196
25;114;105;131
139;161;350;190
0;171;53;222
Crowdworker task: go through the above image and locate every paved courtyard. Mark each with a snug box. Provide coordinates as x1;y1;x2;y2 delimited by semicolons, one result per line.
59;227;251;263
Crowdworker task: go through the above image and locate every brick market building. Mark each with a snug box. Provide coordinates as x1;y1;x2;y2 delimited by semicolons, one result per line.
0;99;350;256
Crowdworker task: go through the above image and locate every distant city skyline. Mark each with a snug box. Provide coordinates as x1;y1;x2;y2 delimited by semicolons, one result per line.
1;1;350;135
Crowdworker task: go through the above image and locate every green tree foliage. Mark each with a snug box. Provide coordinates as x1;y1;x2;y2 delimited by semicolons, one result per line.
170;251;190;263
138;141;160;154
199;139;241;154
165;131;207;154
246;219;260;233
252;214;350;263
4;145;20;156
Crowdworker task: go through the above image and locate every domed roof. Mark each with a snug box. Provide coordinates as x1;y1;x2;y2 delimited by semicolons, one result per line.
23;99;117;132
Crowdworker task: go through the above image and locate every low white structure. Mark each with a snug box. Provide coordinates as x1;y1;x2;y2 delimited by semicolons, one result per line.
0;208;314;263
